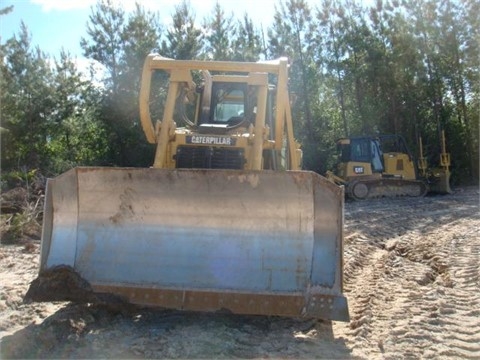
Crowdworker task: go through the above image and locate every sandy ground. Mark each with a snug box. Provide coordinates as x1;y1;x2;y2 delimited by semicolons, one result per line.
1;186;479;359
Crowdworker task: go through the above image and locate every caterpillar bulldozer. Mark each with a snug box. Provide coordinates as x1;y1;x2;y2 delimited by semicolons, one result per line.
26;54;349;321
326;132;452;200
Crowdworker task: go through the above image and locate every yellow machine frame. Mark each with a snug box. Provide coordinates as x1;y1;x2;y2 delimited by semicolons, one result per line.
139;54;301;171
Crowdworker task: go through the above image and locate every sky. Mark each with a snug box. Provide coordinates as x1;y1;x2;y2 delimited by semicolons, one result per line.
1;0;305;60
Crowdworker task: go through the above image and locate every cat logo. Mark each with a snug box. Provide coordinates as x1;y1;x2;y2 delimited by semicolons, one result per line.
353;166;364;174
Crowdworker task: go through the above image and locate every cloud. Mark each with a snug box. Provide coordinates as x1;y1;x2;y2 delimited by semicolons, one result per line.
30;0;170;13
31;0;97;12
29;0;280;28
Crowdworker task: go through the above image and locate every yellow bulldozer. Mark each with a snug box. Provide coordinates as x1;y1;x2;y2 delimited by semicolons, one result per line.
26;55;349;321
326;132;452;200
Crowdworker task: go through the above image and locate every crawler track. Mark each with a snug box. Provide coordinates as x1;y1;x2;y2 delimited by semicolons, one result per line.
347;178;428;200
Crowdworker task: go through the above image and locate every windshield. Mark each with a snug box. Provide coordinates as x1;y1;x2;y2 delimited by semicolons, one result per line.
206;82;247;125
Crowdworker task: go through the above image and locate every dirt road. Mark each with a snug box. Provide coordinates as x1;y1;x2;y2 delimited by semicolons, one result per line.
1;186;479;359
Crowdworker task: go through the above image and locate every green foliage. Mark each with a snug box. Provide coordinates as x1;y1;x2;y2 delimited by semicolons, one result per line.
1;22;111;176
80;0;161;167
1;204;41;244
161;1;203;60
282;0;479;182
1;0;478;185
202;3;235;60
232;14;265;61
0;169;37;192
0;167;43;244
1;23;54;170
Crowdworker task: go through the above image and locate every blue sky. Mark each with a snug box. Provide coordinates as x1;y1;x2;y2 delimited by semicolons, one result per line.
1;0;303;60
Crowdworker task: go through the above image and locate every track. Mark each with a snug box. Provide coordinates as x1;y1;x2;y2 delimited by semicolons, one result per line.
339;189;480;359
1;186;479;359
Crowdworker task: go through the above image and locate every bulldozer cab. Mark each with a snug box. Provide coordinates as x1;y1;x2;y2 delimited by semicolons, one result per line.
335;136;384;177
335;135;417;179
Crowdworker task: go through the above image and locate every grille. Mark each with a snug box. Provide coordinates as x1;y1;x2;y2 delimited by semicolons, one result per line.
175;146;245;169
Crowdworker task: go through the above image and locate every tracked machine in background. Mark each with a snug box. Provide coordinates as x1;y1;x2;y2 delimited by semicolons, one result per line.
326;132;452;200
26;55;349;321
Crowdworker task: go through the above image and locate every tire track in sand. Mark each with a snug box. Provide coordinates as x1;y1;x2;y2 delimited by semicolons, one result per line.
380;218;480;359
336;188;480;359
431;224;480;359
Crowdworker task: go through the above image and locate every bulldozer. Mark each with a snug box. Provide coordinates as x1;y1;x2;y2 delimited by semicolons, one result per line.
26;54;349;322
326;132;452;200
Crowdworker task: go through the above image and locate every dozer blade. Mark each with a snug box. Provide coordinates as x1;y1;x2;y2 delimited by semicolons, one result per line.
28;167;349;321
428;168;453;194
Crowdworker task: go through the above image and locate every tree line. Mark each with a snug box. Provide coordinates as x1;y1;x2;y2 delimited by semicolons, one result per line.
1;0;478;187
